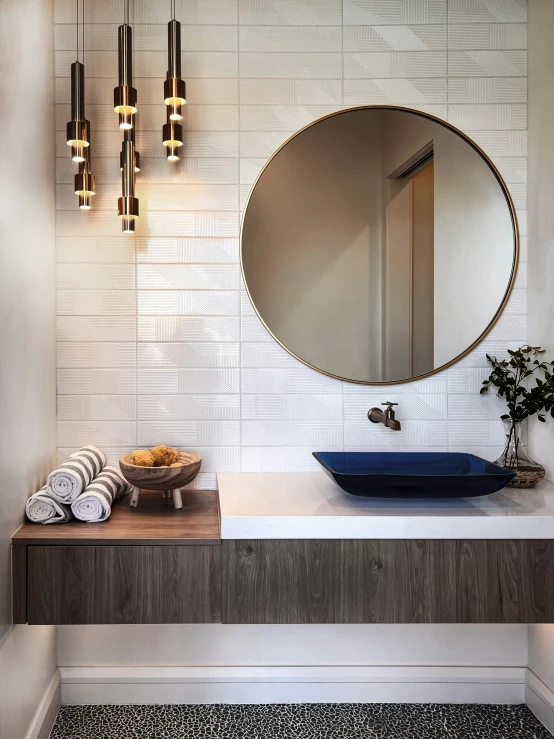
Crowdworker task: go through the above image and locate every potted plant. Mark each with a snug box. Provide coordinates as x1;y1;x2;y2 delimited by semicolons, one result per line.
481;345;554;488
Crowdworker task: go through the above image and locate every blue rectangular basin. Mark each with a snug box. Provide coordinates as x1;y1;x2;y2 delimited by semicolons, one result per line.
312;452;514;499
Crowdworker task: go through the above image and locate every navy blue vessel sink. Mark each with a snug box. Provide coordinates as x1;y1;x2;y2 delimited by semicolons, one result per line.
312;452;514;499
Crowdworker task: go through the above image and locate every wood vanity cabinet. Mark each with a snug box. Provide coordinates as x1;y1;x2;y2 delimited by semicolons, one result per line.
12;493;554;624
12;490;221;625
221;539;554;624
24;545;220;625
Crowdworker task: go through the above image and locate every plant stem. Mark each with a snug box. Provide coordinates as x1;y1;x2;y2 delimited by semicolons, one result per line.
505;420;520;469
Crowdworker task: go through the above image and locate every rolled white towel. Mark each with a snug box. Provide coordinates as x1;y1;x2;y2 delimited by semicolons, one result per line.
71;466;131;522
26;487;72;524
47;446;106;503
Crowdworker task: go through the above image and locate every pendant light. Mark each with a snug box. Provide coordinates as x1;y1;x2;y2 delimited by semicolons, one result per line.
114;0;137;130
163;106;183;161
66;0;90;162
162;0;184;161
119;135;139;232
75;122;96;209
116;0;138;233
120;127;140;173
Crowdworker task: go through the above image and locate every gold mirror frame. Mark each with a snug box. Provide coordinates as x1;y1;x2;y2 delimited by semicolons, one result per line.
240;105;519;385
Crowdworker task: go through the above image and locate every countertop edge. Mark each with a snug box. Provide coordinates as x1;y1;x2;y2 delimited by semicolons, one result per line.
220;514;554;540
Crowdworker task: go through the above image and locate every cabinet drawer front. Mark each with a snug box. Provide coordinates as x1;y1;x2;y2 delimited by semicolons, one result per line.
28;545;221;624
222;539;554;624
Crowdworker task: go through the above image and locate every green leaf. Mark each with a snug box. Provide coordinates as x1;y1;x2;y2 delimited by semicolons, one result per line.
482;346;554;425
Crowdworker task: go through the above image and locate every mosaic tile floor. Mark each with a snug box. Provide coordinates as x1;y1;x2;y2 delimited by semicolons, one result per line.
50;703;552;738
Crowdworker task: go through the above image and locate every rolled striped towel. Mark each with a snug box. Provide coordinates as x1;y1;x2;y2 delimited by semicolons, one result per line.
26;487;72;524
47;446;106;503
71;466;131;522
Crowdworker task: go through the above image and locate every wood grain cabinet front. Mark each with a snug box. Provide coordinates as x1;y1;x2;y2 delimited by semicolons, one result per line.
26;545;221;625
222;539;554;624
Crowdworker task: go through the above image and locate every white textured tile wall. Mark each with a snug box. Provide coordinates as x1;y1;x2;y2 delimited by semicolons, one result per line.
55;0;527;486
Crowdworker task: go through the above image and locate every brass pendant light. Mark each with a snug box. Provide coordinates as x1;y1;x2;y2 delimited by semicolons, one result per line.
116;0;138;233
75;122;96;209
114;0;137;130
68;0;95;210
119;133;139;233
162;0;184;161
120;127;140;173
66;0;90;163
163;107;183;161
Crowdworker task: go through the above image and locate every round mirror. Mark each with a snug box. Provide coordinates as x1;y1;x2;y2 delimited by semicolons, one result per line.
241;106;518;384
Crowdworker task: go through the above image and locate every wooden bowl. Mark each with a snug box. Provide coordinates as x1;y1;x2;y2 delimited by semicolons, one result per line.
119;451;202;491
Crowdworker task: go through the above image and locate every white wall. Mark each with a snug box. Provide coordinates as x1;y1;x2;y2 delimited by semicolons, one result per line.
58;623;527;668
54;0;527;475
0;627;58;739
529;626;554;691
527;0;554;720
528;0;554;480
0;0;58;735
57;623;528;704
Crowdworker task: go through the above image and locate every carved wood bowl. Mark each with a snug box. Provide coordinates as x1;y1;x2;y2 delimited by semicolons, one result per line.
119;451;202;491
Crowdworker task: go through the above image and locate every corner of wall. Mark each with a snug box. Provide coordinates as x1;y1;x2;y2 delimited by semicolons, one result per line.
528;0;554;478
0;0;58;735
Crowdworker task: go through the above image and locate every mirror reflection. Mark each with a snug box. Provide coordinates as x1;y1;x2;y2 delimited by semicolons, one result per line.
241;107;517;384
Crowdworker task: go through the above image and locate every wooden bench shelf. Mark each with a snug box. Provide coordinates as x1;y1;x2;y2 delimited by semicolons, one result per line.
12;488;220;546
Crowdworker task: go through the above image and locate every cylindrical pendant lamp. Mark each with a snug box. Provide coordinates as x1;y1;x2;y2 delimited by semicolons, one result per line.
120;127;140;173
75;132;95;207
118;138;139;233
114;1;137;130
66;62;89;162
162;106;183;161
164;17;186;120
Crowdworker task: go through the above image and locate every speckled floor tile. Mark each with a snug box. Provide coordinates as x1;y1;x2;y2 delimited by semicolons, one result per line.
49;703;552;738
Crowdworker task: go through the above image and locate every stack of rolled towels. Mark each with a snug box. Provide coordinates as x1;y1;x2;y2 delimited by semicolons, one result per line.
25;445;131;525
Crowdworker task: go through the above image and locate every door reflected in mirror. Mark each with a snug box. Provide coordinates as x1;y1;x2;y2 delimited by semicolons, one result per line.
241;107;518;384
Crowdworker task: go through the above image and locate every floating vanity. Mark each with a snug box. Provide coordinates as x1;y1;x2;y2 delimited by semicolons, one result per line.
12;474;554;626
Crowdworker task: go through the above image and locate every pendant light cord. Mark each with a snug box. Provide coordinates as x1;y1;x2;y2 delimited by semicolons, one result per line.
76;0;79;61
82;0;85;67
124;0;129;25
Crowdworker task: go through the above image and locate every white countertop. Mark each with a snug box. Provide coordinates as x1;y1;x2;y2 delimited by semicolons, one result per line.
217;472;554;539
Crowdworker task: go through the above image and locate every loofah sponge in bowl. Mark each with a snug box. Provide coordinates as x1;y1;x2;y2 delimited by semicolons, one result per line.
129;449;155;467
151;445;180;466
119;450;202;494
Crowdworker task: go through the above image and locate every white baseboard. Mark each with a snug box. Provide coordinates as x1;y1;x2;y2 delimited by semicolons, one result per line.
25;669;61;739
526;669;554;736
60;665;526;705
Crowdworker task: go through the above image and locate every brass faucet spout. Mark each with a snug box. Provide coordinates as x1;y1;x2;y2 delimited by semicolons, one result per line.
368;402;401;431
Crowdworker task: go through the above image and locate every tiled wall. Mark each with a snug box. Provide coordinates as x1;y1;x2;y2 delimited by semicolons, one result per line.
55;0;527;488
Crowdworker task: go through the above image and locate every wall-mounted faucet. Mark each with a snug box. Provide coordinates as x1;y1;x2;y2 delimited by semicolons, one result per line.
368;401;401;431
